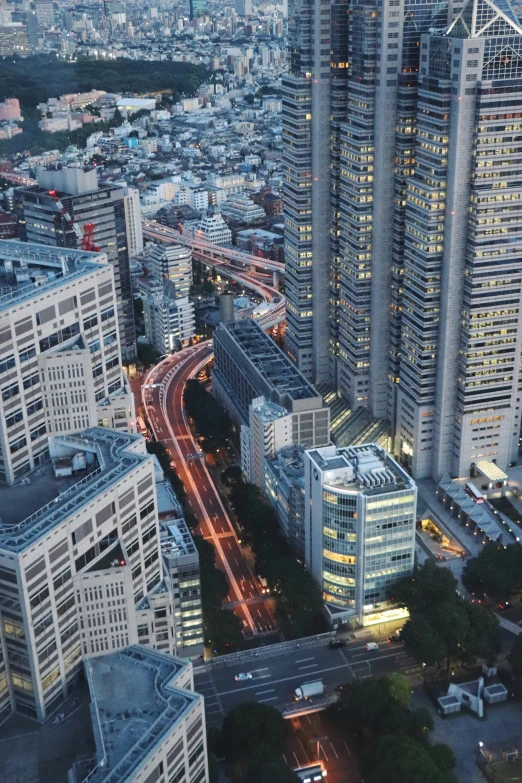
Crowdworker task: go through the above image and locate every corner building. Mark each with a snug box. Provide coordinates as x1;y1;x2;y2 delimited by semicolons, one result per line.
304;444;416;627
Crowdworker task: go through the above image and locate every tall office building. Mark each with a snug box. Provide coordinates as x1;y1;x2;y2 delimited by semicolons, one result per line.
304;443;416;627
16;166;136;359
0;241;135;485
284;0;522;480
188;0;206;20
235;0;252;15
395;0;522;479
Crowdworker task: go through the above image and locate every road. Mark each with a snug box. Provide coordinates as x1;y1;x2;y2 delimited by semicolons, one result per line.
194;633;423;725
143;343;278;639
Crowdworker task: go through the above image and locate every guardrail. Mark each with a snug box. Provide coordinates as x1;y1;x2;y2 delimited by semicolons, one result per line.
194;632;337;671
279;694;338;719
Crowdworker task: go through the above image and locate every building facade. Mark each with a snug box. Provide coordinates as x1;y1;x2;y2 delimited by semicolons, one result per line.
16;166;136;359
213;320;331;446
240;396;293;490
0;241;135;485
304;443;416;626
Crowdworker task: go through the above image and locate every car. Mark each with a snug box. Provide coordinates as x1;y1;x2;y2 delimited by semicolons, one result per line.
481;483;488;490
366;642;379;651
234;672;253;681
329;639;347;649
498;601;511;610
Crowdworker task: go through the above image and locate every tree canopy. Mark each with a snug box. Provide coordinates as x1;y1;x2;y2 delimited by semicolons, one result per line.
0;55;207;111
183;379;233;453
390;561;500;668
462;542;522;600
229;478;324;637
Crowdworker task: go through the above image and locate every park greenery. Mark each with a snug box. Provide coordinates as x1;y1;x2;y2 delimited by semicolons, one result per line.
0;55;207;155
462;541;522;601
390;561;500;669
183;379;233;453
332;673;457;783
226;474;325;638
213;702;298;783
0;55;207;111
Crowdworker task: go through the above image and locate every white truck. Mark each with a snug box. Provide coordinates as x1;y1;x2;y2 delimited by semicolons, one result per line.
294;680;324;701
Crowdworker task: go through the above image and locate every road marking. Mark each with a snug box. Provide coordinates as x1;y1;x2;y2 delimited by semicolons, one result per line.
255;688;276;696
298;664;318;670
329;742;339;759
342;740;352;757
252;667;269;673
295;657;314;663
259;696;278;703
214;662;351;697
320;744;329;762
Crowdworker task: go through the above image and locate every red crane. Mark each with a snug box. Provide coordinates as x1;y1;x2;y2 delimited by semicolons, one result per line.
47;189;101;252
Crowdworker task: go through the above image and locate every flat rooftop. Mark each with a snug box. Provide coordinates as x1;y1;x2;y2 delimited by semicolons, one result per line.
0;429;146;553
216;320;320;401
0;239;108;312
307;443;415;495
84;647;200;783
161;518;197;558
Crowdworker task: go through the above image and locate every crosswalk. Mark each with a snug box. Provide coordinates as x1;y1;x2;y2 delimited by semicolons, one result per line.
496;614;522;636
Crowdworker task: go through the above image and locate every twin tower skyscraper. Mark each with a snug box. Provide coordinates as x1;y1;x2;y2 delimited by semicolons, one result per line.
283;0;522;480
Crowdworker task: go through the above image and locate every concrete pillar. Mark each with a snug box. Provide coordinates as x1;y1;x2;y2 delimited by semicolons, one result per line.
272;270;279;289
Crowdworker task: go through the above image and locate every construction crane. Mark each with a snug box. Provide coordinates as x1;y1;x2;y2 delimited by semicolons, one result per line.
47;189;101;252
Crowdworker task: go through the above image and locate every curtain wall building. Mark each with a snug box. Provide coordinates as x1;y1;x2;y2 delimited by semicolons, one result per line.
283;0;522;480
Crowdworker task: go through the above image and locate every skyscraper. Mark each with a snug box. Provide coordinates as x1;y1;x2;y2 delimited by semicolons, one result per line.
284;0;522;479
16;166;136;359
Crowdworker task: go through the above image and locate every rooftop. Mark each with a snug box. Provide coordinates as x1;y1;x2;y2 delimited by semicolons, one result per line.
160;518;197;559
0;239;108;312
83;646;200;783
0;429;147;552
307;443;415;495
216;319;321;403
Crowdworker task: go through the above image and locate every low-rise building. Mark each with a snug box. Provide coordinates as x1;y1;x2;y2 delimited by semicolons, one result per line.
221;193;266;224
194;212;232;244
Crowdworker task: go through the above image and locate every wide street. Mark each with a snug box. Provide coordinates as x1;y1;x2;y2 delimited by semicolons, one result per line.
194;633;423;724
143;343;278;638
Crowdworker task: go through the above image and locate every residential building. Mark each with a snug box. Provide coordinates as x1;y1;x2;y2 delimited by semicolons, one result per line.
16;166;136;359
80;646;208;783
304;444;416;627
0;241;135;485
123;186;143;258
241;396;293;490
221;194;266;224
0;23;29;56
0;428;176;723
148;243;192;297
0;99;21;122
138;276;195;352
213;320;331;445
194;212;232;245
188;186;209;212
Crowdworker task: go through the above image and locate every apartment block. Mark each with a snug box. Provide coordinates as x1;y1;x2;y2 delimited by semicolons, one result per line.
304;444;416;627
264;444;306;559
0;241;135;485
0;428;175;723
213;320;330;447
137;276;195;353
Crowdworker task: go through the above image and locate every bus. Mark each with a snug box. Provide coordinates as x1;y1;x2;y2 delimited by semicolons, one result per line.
465;483;484;504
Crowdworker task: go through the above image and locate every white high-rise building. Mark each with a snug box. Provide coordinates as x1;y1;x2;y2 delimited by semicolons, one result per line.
241;396;293;490
148;243;192;297
304;443;416;627
123;186;144;257
0;241;135;485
